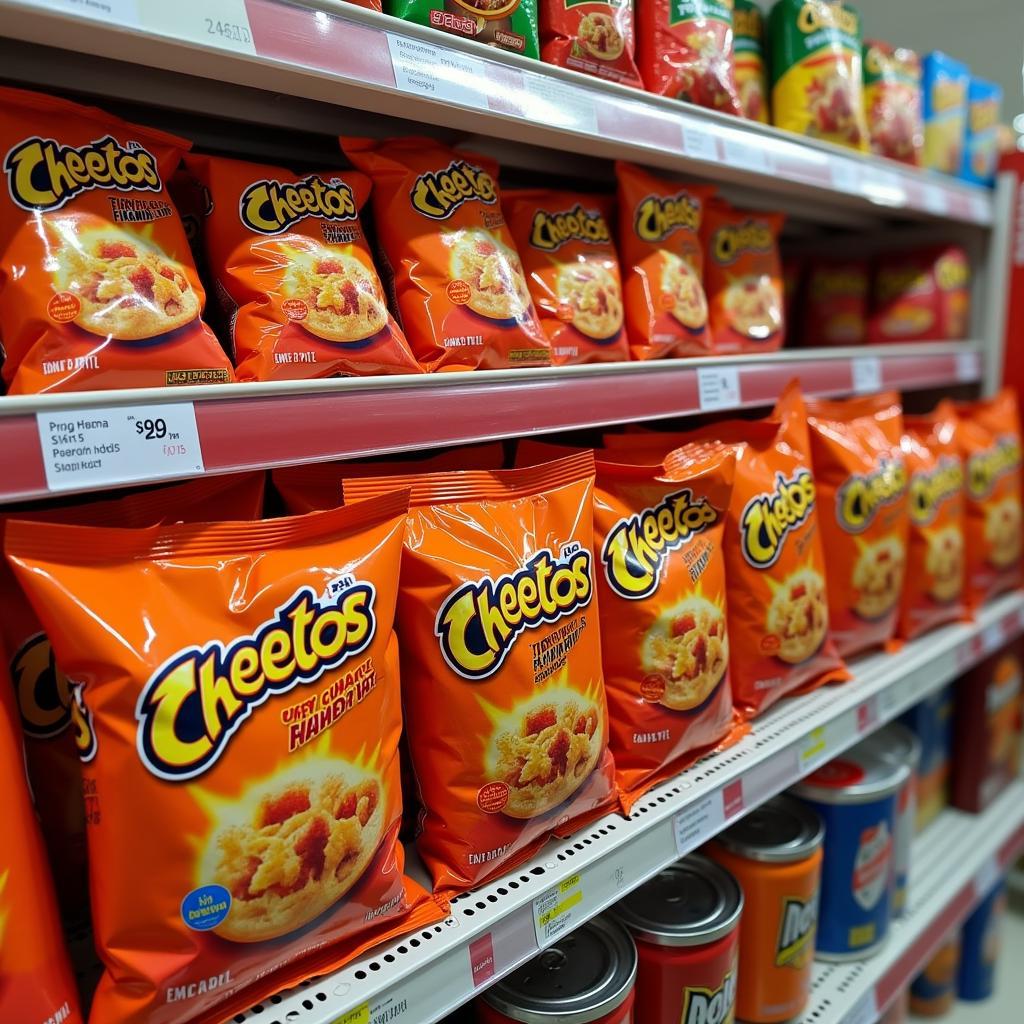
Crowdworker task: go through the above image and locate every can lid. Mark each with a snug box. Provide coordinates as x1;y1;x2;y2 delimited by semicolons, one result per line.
793;740;911;805
481;916;637;1023
713;794;825;863
610;854;743;947
858;722;922;773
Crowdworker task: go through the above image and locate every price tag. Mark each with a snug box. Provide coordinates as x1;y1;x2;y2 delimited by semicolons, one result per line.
26;0;141;22
969;193;991;223
923;184;949;216
857;696;879;735
831;159;861;194
843;989;878;1024
523;75;598;133
469;934;496;988
334;1005;369;1024
722;137;771;173
798;726;830;773
682;126;719;162
145;2;255;54
534;873;584;947
36;402;204;492
672;791;725;856
956;350;980;382
387;34;488;109
974;855;1003;898
852;356;883;394
697;366;741;411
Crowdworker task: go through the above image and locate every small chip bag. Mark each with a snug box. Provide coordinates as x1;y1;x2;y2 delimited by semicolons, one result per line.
923;51;969;174
343;136;550;371
0;665;83;1024
734;0;770;123
183;154;419;381
6;495;442;1024
387;0;540;58
898;404;966;640
863;41;924;165
955;390;1023;608
702;199;785;353
616;163;714;360
505;190;629;363
541;0;643;88
801;259;868;346
636;0;742;114
0;87;234;394
960;78;1003;186
805;393;910;657
345;453;617;893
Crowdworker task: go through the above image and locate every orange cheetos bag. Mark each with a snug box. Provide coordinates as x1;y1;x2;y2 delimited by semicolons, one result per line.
345;453;617;893
5;495;442;1024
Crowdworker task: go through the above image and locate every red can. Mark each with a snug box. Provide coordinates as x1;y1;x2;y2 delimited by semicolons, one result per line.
611;854;743;1024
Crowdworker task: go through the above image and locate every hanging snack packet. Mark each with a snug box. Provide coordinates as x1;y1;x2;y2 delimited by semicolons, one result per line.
863;41;924;165
922;51;969;174
504;190;629;364
898;404;966;640
541;0;643;87
615;163;714;360
734;0;770;123
769;0;869;152
345;453;617;893
387;0;540;58
343;136;550;371
955;390;1023;608
805;393;910;657
801;260;868;346
6;496;442;1024
702;199;785;353
183;154;419;381
0;87;234;393
636;0;742;114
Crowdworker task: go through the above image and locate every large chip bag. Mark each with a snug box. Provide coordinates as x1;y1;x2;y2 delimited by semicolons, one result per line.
504;190;629;364
345;453;617;893
702;199;785;353
343;136;550;371
0;473;265;926
734;0;770;123
183;154;419;381
806;393;910;657
898;404;966;640
0;87;234;394
541;0;643;88
0;660;83;1024
801;259;868;346
636;0;742;114
955;390;1023;608
6;495;442;1024
863;41;924;165
387;0;539;59
616;163;714;360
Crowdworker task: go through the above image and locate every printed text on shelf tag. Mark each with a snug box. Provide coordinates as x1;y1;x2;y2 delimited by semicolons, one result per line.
146;2;255;55
697;366;741;411
534;874;584;947
842;989;878;1024
28;0;140;22
974;855;1002;898
852;356;882;394
798;726;830;773
36;403;205;492
682;126;718;162
387;34;488;108
334;1004;369;1024
673;791;725;855
333;994;409;1024
722;137;771;173
523;75;598;133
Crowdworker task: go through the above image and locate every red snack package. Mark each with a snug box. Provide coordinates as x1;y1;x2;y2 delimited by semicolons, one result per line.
801;260;869;346
863;41;924;165
541;1;643;88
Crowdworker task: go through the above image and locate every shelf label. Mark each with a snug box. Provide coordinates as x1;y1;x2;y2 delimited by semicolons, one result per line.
534;874;584;947
857;696;879;735
843;989;878;1024
722;137;771;173
956;350;980;382
682;126;718;162
723;778;744;819
852;356;882;394
335;1005;369;1024
469;934;496;989
798;726;830;773
974;855;1002;898
673;791;725;856
24;0;140;23
146;2;255;54
923;184;949;216
830;158;861;194
523;76;598;133
969;193;991;222
36;402;205;492
697;366;741;411
387;34;487;108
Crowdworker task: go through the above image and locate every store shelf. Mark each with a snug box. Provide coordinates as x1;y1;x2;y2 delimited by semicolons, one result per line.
799;779;1024;1024
0;343;981;502
230;591;1024;1024
4;1;992;227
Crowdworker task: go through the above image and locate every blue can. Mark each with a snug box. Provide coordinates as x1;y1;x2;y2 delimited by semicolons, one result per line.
958;879;1007;1001
793;741;908;960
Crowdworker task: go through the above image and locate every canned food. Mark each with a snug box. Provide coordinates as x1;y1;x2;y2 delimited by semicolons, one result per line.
911;930;961;1016
478;916;637;1024
958;879;1007;1001
709;795;824;1023
899;686;953;831
793;742;909;960
612;854;742;1024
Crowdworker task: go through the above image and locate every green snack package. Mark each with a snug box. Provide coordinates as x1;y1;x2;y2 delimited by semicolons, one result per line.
387;0;540;60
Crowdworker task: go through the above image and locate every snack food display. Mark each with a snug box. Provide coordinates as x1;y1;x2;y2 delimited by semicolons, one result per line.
863;41;924;165
388;0;540;58
960;78;1003;186
0;86;234;393
801;260;869;346
541;0;642;87
923;51;969;174
5;495;441;1024
734;0;770;122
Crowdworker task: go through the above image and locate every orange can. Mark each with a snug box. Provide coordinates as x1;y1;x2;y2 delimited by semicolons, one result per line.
709;794;824;1024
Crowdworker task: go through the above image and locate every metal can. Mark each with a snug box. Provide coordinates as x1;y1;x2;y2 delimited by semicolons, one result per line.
958;878;1007;1001
477;916;637;1024
708;795;824;1023
910;930;961;1016
793;741;909;960
612;854;742;1024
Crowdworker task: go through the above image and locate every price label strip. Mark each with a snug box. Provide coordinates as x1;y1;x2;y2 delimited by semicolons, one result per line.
26;0;141;23
332;994;409;1024
682;126;719;162
797;725;831;774
145;1;255;55
387;34;488;109
697;366;741;411
533;873;584;947
852;356;882;394
672;791;725;856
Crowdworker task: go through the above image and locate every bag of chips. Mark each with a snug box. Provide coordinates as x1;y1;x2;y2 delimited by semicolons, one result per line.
734;0;770;122
6;495;442;1024
801;259;869;346
387;0;540;58
863;41;924;165
183;154;419;381
616;163;715;360
541;0;643;87
806;393;910;657
0;87;234;393
345;453;617;893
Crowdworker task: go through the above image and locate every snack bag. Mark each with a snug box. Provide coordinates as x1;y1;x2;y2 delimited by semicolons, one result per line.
636;0;743;114
805;393;910;657
702;199;785;353
923;51;968;174
342;136;550;371
0;87;234;394
344;453;617;893
386;0;540;58
802;260;868;346
960;79;1003;186
782;254;804;344
541;0;643;88
734;0;770;123
615;163;714;360
183;154;419;381
863;41;924;165
0;665;83;1024
504;190;629;364
769;0;869;152
898;404;966;640
955;390;1023;608
6;495;442;1024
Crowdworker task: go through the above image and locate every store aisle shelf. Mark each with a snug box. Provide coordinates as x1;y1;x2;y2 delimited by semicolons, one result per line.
4;1;992;226
232;592;1024;1024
